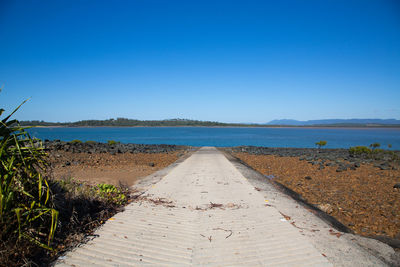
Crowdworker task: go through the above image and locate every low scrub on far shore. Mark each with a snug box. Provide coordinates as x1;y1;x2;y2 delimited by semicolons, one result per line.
0;101;130;267
107;140;120;145
349;145;399;160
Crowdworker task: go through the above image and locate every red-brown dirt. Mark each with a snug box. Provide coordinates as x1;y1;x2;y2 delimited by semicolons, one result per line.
233;153;400;239
48;151;185;186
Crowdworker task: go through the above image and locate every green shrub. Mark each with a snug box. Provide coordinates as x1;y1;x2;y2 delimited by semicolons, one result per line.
349;146;372;155
0;100;58;251
315;140;327;149
56;178;128;206
85;140;97;145
107;140;119;145
95;183;127;205
371;148;384;154
70;139;82;144
369;142;380;149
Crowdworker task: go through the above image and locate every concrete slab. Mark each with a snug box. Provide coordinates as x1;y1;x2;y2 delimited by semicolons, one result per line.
55;147;331;266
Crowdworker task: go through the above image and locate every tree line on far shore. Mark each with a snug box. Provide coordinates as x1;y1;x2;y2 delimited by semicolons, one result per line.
18;118;400;128
19;118;234;127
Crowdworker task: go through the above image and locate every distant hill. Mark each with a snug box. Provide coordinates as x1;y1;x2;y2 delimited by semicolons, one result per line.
266;119;400;126
19;118;235;127
18;118;400;127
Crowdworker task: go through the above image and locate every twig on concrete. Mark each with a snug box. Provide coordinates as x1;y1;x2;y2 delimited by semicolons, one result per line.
213;227;234;239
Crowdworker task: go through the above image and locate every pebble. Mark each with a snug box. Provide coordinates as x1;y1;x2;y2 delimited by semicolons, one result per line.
336;167;347;172
318;203;333;214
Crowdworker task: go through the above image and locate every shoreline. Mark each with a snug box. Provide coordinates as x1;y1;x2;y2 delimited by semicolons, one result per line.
43;140;400;153
33;125;400;129
42;141;400;155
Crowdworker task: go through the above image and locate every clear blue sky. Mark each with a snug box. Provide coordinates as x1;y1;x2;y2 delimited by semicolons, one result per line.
1;0;399;123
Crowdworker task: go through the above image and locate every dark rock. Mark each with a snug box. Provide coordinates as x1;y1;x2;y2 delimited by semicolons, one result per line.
149;162;155;167
65;161;71;166
305;176;312;180
44;140;189;154
380;165;391;170
336;166;347;172
394;183;400;189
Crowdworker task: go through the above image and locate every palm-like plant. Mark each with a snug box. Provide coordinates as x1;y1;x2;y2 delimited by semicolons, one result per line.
0;99;58;250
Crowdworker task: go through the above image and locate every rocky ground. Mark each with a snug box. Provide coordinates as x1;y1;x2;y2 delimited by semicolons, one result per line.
228;146;400;171
45;141;191;186
226;146;400;248
44;140;187;154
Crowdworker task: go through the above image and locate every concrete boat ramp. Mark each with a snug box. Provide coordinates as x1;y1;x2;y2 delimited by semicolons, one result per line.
55;147;396;266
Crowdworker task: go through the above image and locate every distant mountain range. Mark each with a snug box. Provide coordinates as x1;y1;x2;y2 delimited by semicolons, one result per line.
266;119;400;126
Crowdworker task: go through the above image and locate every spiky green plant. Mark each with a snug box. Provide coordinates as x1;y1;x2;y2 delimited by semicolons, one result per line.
0;99;58;250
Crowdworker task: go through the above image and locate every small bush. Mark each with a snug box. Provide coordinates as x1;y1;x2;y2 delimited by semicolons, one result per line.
56;179;128;206
349;146;372;155
369;142;380;149
371;148;384;154
95;183;127;205
70;139;82;144
315;140;327;149
85;140;97;145
107;140;119;145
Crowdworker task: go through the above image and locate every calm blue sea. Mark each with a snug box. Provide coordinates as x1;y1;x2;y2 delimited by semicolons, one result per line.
27;127;400;149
